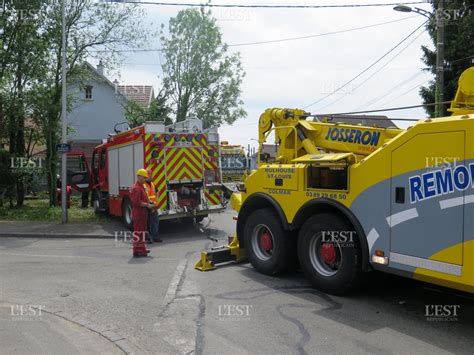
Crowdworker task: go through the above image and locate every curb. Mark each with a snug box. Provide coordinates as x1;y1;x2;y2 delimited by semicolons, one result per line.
0;233;114;239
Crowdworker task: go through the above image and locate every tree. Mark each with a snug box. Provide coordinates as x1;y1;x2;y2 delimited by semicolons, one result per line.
28;0;150;206
1;0;150;206
160;8;246;128
420;0;474;117
125;89;172;128
0;0;49;207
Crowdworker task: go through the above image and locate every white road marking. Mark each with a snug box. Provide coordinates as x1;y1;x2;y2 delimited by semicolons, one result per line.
162;259;187;307
366;228;380;253
439;194;474;209
386;208;419;228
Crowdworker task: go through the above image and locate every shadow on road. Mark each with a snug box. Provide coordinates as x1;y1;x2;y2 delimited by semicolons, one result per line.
213;265;474;354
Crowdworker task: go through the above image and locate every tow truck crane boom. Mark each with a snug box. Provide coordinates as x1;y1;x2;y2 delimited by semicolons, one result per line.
257;108;402;164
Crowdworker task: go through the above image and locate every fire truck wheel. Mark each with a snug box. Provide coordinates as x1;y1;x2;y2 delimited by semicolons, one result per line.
244;208;296;275
298;213;362;295
92;190;101;214
122;198;133;231
92;189;108;215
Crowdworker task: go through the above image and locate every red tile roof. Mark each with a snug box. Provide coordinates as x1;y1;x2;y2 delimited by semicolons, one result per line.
117;85;154;109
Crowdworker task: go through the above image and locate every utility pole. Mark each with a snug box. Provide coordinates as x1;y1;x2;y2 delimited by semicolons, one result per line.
394;3;445;117
435;0;445;117
61;0;68;223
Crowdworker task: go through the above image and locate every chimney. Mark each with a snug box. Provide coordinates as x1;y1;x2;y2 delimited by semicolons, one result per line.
97;60;104;75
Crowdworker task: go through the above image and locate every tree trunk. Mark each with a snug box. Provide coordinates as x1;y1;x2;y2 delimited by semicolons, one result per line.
176;91;191;122
15;63;26;207
46;115;59;207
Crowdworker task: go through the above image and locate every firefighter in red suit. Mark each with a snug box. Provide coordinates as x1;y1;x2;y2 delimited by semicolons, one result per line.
130;169;153;257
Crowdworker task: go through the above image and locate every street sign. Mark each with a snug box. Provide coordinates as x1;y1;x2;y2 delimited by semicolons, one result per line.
56;143;71;153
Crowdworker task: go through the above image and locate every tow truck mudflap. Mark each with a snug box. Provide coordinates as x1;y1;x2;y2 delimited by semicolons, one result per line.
195;235;247;271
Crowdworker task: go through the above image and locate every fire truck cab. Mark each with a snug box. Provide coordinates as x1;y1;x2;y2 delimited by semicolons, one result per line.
91;119;225;229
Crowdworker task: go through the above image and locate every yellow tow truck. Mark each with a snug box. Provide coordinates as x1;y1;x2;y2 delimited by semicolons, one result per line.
196;67;474;295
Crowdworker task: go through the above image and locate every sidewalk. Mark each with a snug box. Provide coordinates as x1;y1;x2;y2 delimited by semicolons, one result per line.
0;220;124;239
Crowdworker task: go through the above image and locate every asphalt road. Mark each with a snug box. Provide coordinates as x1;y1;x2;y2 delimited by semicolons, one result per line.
1;209;473;354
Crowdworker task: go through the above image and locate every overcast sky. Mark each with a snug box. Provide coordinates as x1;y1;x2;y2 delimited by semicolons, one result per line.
98;0;435;151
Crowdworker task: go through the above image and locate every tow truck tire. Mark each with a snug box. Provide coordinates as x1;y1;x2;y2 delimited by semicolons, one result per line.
298;213;362;295
122;198;133;231
244;208;296;275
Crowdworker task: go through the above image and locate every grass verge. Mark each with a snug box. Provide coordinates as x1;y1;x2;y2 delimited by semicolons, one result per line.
0;195;108;223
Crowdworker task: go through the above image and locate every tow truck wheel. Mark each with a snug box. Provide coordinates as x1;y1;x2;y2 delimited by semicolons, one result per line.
298;213;362;295
122;198;133;231
244;208;296;275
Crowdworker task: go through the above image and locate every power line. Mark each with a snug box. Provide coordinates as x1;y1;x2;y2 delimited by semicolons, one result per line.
345;29;427;110
353;70;424;110
106;1;431;9
88;16;419;53
362;56;473;109
225;100;446;128
303;20;428;109
315;100;451;116
316;27;426;111
376;78;430;107
450;55;474;65
228;16;419;47
315;116;420;122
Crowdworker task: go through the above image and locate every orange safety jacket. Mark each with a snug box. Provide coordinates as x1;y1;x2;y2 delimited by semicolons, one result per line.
143;181;157;204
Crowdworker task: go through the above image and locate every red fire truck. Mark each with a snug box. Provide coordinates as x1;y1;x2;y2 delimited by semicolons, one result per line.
71;119;226;229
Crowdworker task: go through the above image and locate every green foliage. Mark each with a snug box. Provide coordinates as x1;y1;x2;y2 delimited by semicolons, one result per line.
160;8;246;128
124;100;146;128
1;0;151;206
0;149;46;207
0;196;104;222
420;0;474;117
125;90;172;128
150;93;173;125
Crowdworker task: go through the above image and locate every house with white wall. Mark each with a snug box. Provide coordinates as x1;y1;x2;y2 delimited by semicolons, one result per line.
67;61;154;162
